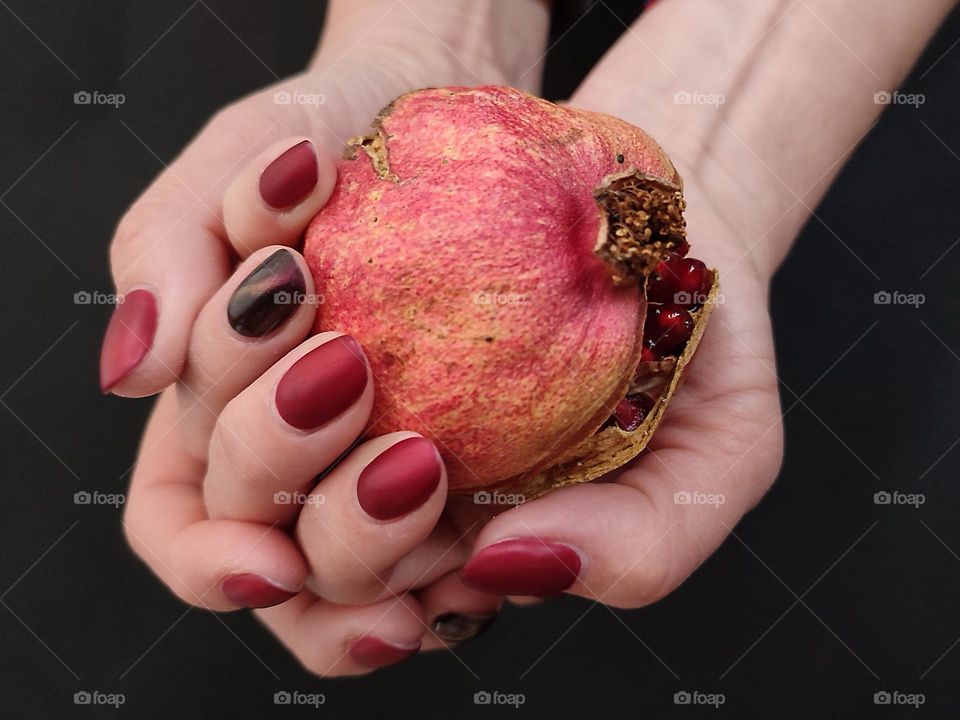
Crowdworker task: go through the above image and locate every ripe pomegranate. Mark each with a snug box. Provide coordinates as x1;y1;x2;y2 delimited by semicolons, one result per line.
304;86;717;496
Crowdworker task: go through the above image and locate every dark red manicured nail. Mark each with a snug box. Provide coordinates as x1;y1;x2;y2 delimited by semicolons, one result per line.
259;140;318;210
349;636;420;669
357;437;442;521
99;289;157;393
462;538;582;597
274;335;368;430
221;573;298;608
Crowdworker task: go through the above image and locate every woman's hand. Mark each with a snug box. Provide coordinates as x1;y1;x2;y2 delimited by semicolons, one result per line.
453;0;956;604
100;0;549;397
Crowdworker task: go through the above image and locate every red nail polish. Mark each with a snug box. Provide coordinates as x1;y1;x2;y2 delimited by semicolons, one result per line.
259;140;318;210
221;573;297;608
357;437;442;521
99;289;157;393
275;335;368;430
462;538;582;597
349;636;420;669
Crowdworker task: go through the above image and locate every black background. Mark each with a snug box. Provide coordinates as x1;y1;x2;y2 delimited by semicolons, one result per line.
2;1;960;717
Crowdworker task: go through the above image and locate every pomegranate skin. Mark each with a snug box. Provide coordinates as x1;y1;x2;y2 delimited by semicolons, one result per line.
305;86;678;491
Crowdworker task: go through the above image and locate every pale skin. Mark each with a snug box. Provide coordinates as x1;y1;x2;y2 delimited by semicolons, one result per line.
113;0;957;676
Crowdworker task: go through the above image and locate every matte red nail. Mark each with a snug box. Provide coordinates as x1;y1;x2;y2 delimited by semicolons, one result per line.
221;573;297;608
357;437;442;521
349;636;420;669
259;140;318;209
99;289;157;393
461;538;582;597
275;335;368;430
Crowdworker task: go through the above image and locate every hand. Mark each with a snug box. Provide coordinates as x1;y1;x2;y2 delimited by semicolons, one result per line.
452;0;955;604
100;0;549;398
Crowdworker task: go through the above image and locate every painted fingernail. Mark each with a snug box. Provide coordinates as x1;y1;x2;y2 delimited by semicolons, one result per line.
349;636;420;669
462;538;582;597
357;437;442;521
227;249;306;337
431;612;496;642
221;573;298;608
259;140;318;210
99;289;158;393
275;335;368;430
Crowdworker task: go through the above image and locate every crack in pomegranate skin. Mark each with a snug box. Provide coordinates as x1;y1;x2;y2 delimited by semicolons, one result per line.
647;256;712;307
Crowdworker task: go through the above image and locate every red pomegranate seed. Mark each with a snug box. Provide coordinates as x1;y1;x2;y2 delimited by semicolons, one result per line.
643;304;694;358
648;256;711;306
611;393;655;431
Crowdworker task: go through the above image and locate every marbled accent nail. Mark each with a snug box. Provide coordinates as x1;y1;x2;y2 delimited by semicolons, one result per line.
227;249;306;337
431;612;496;642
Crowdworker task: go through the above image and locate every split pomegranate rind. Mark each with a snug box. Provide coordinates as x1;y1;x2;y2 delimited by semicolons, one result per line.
304;85;717;497
493;277;718;500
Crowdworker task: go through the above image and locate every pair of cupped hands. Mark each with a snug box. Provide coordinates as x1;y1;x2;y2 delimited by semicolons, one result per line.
103;0;783;676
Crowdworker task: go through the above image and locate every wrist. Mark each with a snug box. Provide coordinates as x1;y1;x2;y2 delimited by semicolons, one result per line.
313;0;550;92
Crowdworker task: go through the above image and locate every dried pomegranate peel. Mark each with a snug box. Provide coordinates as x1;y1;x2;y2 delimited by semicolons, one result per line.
304;86;718;500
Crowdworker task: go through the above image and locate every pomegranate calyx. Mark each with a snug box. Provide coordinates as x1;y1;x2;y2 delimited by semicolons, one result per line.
594;170;688;285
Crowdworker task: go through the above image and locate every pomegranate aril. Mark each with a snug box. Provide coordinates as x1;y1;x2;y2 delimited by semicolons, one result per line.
610;393;655;432
643;304;694;358
648;256;710;306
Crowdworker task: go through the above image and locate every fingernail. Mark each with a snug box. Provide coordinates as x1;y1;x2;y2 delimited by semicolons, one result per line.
99;288;158;393
431;612;496;642
259;140;318;210
275;335;368;430
357;437;442;521
462;538;582;597
221;573;298;608
349;636;420;669
227;249;306;337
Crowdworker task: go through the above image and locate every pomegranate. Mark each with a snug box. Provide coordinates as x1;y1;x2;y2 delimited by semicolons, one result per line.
304;86;717;497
